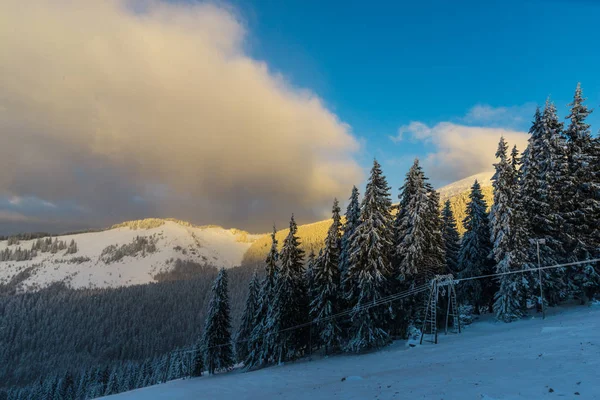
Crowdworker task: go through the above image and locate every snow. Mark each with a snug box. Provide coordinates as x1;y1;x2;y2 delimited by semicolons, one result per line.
0;220;261;291
437;171;494;200
105;304;600;399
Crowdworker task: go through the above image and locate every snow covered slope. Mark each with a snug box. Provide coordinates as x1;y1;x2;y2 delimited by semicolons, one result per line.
437;170;494;200
105;304;600;400
0;219;260;292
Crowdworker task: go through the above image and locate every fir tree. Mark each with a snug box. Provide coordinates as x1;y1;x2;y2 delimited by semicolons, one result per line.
235;271;260;363
305;250;317;309
55;372;75;400
394;159;445;333
395;159;444;283
202;269;234;374
339;186;360;305
345;159;393;352
190;342;204;377
458;180;495;313
491;139;531;321
245;226;279;369
425;186;446;278
441;199;461;274
564;83;600;300
263;215;307;363
310;198;343;354
520;103;569;305
104;368;120;396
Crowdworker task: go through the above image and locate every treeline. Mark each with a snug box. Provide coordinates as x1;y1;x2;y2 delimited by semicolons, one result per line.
0;233;50;243
229;84;600;374
0;238;78;262
241;219;333;269
2;347;203;400
99;235;157;264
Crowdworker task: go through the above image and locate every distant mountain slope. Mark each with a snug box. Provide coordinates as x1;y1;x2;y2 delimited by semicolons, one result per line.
242;219;333;268
0;173;495;291
0;219;259;292
242;172;495;267
437;171;494;235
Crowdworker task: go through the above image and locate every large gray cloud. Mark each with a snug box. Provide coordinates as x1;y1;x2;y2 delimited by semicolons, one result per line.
0;0;362;233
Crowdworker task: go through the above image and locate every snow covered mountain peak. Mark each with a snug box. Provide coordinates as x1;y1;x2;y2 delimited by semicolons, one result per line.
437;171;494;200
0;219;261;292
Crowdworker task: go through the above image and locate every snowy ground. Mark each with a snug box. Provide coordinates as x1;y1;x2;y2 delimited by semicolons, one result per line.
0;219;260;291
106;304;600;400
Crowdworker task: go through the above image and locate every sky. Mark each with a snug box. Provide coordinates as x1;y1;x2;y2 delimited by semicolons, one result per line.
1;0;599;234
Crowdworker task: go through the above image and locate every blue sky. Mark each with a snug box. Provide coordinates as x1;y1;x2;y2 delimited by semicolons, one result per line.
1;0;599;233
229;0;600;189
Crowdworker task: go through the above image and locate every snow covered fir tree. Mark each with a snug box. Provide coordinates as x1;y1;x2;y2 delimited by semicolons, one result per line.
235;271;260;363
344;159;394;352
202;268;234;374
310;198;343;354
2;84;600;400
262;215;308;364
490;137;531;321
441;199;460;274
457;179;495;314
563;84;600;300
245;226;279;369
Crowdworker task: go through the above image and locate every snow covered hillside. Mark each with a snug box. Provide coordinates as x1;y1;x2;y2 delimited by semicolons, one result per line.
0;219;260;291
106;304;600;400
437;170;494;200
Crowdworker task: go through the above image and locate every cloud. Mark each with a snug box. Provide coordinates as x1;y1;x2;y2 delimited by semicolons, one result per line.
390;122;433;143
463;103;536;129
392;121;529;185
0;0;362;232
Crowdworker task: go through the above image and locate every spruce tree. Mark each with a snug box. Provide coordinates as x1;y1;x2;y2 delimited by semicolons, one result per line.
395;159;444;283
564;83;600;300
458;180;495;313
305;250;317;309
425;186;446;278
190;342;204;377
310;198;343;354
263;215;307;363
55;372;75;400
441;199;461;274
235;271;260;363
104;368;119;396
339;186;360;304
491;138;531;322
520;103;568;305
202;268;234;374
345;159;393;352
245;227;279;369
394;159;445;332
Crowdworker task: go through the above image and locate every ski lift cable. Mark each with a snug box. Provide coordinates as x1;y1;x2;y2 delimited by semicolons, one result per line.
173;257;600;355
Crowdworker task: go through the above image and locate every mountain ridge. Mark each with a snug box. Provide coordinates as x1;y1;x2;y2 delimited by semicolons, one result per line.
0;173;495;292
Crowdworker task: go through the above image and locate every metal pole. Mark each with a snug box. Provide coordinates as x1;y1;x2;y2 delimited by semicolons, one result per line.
455;286;461;334
537;240;545;319
445;286;451;335
308;322;313;360
420;281;434;345
434;283;438;344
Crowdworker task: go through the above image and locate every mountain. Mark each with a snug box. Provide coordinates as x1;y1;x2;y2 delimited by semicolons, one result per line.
0;218;260;293
0;173;495;292
241;171;495;266
437;171;494;235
